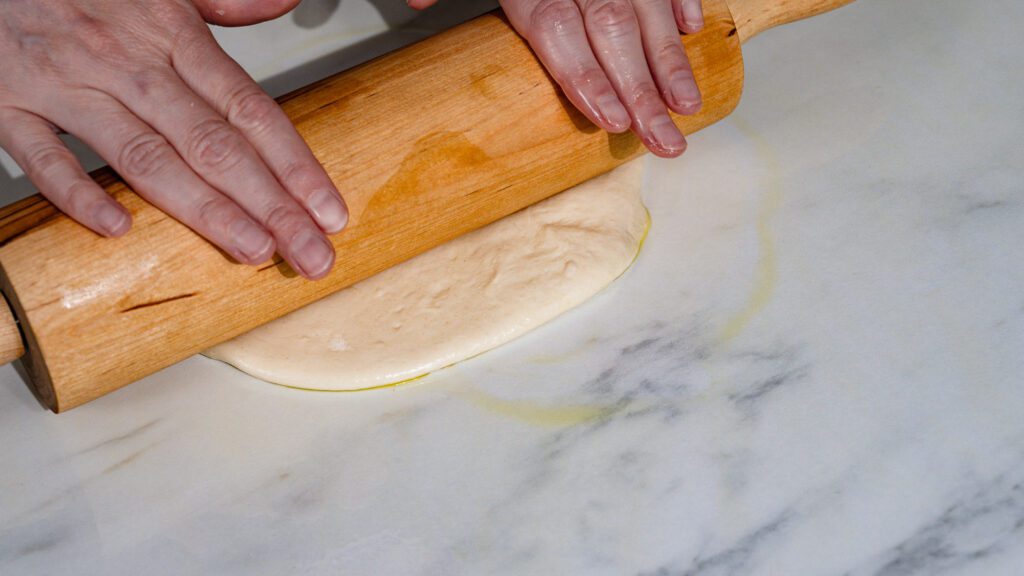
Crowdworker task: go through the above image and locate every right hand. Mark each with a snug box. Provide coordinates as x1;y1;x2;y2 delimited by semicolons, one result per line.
500;0;705;158
410;0;705;158
0;0;347;279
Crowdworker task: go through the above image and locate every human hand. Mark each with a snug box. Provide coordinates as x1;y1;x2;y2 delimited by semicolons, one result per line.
0;0;346;279
410;0;704;158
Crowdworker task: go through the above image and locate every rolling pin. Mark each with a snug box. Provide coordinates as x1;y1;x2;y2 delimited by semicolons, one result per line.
0;0;853;412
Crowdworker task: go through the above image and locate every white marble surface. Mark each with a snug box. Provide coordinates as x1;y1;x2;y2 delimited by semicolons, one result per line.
2;0;1023;574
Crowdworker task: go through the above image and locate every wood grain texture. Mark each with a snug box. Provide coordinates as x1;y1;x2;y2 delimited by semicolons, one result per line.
728;0;856;42
0;1;748;412
0;291;24;367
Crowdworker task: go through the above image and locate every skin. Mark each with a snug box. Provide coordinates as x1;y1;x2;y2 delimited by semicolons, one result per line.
412;0;705;157
0;0;702;278
0;0;343;279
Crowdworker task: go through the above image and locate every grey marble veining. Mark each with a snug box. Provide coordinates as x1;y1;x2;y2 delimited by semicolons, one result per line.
2;0;1023;574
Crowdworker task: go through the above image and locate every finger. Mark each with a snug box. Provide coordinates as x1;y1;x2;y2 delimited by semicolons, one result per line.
171;31;348;235
0;108;131;237
674;0;704;34
51;92;277;266
107;71;335;279
633;0;702;114
407;0;440;8
579;0;686;157
193;0;302;26
505;0;631;133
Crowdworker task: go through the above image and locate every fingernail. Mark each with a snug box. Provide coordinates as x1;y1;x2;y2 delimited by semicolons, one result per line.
597;94;631;131
308;188;349;234
95;203;130;236
670;73;702;112
291;229;335;279
682;1;704;30
230;219;273;263
650;116;687;154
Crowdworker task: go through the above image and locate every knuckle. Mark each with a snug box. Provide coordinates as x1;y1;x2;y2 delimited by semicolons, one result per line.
186;119;244;171
68;11;105;39
530;0;581;36
14;34;57;71
68;13;130;65
63;179;101;216
586;0;638;31
226;88;280;135
277;161;322;192
655;38;687;64
263;204;307;234
276;161;304;185
564;66;608;91
23;144;73;179
124;69;168;98
195;196;236;229
117;132;174;179
627;80;661;106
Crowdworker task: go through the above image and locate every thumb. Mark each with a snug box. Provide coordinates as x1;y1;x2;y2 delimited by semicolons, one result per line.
407;0;440;9
193;0;302;26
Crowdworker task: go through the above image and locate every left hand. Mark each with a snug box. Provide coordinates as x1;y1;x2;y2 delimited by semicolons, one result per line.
411;0;705;158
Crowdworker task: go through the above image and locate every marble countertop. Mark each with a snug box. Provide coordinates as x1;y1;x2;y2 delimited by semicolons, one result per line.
2;0;1022;574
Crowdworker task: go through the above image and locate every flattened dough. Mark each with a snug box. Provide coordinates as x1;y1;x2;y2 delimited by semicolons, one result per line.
205;159;647;390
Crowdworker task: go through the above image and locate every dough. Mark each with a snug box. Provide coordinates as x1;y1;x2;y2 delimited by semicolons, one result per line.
205;159;647;390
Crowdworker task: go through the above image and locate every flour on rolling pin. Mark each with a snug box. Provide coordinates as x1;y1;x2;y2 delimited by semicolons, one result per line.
204;159;648;389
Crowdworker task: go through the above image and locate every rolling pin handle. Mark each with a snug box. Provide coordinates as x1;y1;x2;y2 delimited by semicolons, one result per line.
0;296;26;365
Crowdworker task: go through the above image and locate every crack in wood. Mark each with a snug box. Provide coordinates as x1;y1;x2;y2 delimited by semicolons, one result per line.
121;292;197;313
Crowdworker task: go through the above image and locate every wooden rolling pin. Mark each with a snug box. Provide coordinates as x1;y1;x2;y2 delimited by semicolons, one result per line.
0;0;853;412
